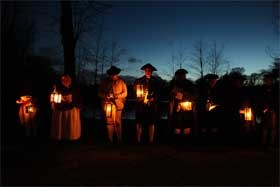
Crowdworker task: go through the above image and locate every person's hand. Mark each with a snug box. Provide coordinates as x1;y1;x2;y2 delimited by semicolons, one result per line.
175;91;183;100
61;95;72;103
107;93;114;99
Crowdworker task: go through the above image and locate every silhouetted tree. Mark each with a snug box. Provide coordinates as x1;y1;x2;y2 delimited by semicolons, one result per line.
167;41;188;79
173;44;188;69
59;1;111;82
270;58;280;81
60;0;76;80
207;41;230;76
109;40;127;67
190;39;207;79
265;0;279;60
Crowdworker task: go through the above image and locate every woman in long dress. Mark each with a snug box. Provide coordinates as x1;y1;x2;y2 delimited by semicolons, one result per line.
50;74;82;141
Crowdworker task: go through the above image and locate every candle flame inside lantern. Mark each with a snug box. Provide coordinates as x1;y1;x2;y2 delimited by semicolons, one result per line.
50;93;62;103
25;105;34;113
54;94;62;103
240;107;252;121
180;101;193;111
244;107;252;121
136;84;144;98
105;102;113;118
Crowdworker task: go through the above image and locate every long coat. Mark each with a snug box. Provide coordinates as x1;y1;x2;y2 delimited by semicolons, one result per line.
98;77;127;110
133;76;160;125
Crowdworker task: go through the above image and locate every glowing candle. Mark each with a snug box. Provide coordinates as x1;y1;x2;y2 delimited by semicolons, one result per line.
136;84;144;98
180;101;193;111
105;102;113;118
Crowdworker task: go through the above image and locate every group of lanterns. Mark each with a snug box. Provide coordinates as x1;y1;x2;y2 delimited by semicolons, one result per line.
17;84;254;122
136;84;194;111
16;85;63;125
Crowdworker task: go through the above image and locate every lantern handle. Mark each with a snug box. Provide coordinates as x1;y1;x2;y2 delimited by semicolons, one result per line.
53;85;57;92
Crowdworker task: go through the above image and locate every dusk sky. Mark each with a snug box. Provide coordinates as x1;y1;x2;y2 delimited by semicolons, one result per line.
33;1;278;81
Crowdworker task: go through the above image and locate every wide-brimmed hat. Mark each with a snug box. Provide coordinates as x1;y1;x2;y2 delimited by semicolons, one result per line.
140;63;157;71
175;68;188;76
204;73;219;80
106;66;121;75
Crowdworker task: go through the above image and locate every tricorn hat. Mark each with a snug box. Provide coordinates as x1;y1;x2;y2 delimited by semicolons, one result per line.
204;73;219;80
175;68;188;76
140;63;157;71
106;66;121;75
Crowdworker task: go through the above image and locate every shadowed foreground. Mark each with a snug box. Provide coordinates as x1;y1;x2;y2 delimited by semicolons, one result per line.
2;139;279;186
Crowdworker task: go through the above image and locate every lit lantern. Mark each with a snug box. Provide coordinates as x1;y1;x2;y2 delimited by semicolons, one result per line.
104;102;114;118
16;95;37;126
136;84;145;98
16;95;35;115
143;91;149;104
240;107;252;121
104;101;116;124
179;101;193;111
50;86;62;103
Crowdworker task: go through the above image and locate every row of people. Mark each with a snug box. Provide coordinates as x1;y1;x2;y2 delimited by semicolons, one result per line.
18;63;278;147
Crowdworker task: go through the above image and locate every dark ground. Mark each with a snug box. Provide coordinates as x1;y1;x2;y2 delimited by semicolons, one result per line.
1;119;279;186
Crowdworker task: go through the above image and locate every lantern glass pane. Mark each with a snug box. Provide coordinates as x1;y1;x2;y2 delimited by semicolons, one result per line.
105;103;113;118
136;84;144;98
244;107;252;121
180;101;192;111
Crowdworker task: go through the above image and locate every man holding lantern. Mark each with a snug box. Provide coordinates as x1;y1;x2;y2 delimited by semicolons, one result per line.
133;63;160;144
196;73;221;143
98;66;127;145
168;68;196;145
50;74;82;141
257;72;279;147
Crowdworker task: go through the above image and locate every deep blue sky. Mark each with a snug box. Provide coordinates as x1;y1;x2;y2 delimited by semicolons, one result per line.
102;1;277;80
33;1;278;81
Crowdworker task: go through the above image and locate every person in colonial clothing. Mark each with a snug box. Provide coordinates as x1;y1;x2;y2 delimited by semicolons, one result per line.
50;74;82;141
257;73;279;147
168;69;196;144
133;63;160;144
16;95;38;138
215;72;248;145
98;66;127;144
196;74;221;141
